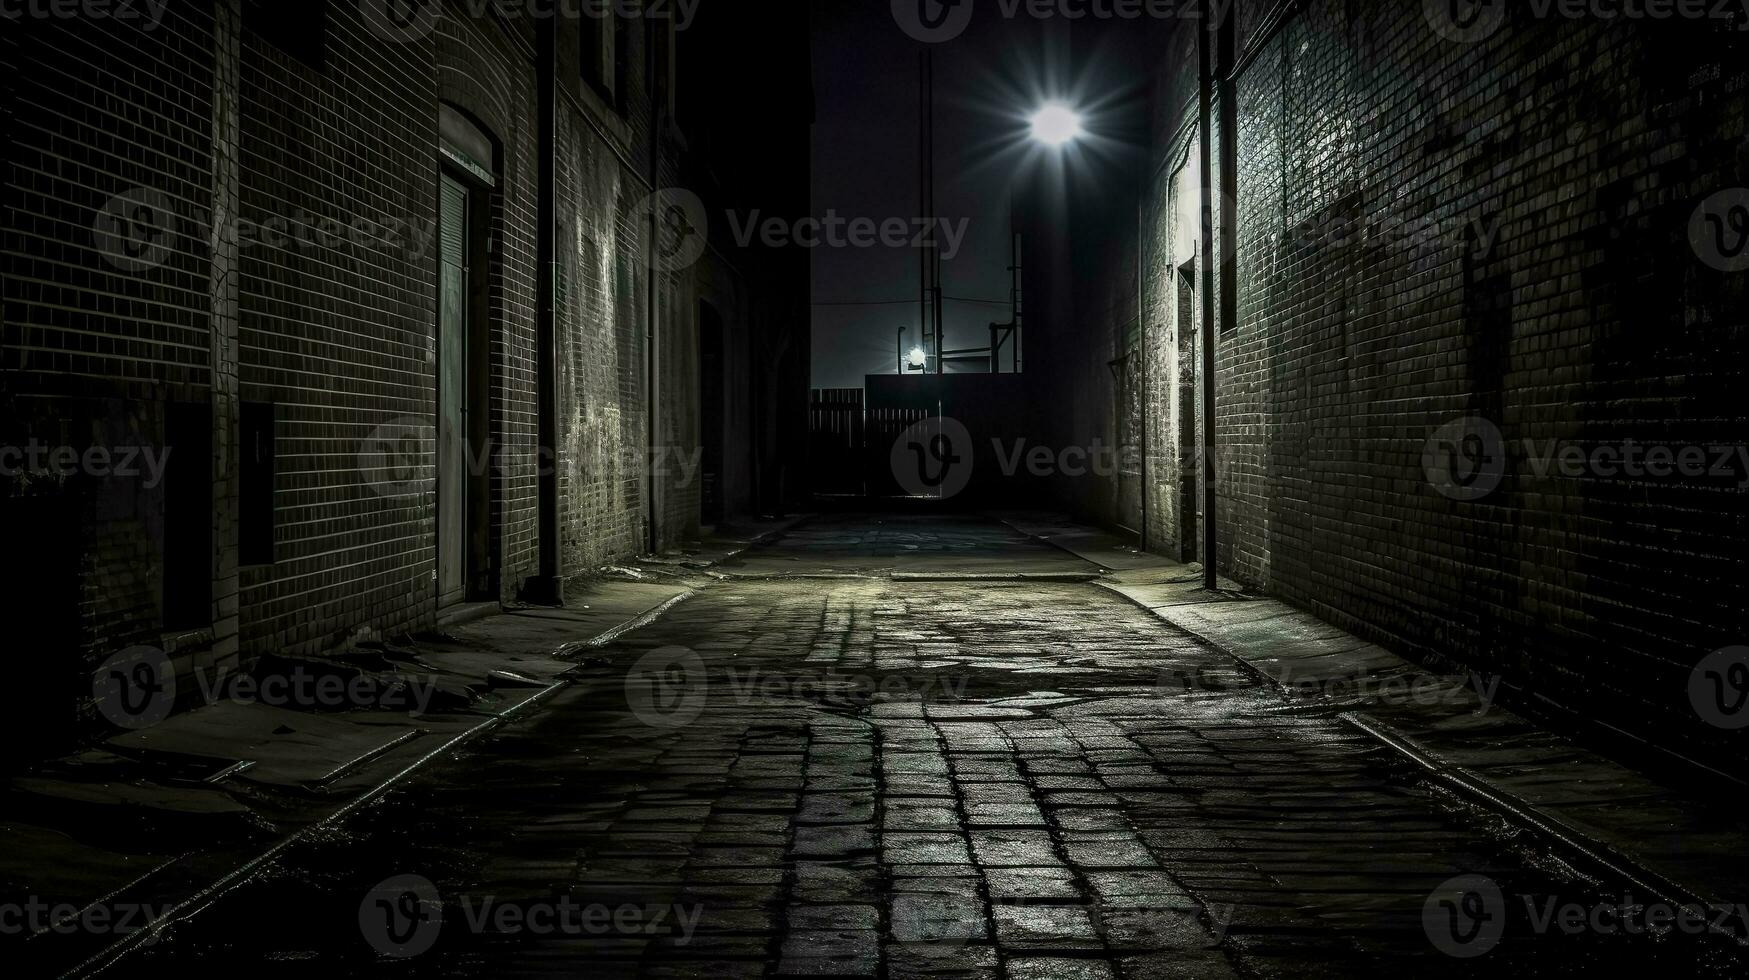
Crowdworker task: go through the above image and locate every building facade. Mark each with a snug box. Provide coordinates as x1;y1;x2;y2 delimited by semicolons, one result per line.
1024;0;1749;776
0;0;809;756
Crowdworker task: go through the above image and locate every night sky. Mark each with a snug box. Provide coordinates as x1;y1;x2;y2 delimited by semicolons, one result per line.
809;3;1069;389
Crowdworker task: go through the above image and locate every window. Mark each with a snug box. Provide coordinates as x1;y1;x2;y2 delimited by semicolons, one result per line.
582;6;615;103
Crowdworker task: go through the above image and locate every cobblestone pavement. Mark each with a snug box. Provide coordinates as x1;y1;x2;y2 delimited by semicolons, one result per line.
127;517;1748;978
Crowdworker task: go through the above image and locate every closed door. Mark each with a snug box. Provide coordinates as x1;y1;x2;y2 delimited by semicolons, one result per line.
437;174;468;606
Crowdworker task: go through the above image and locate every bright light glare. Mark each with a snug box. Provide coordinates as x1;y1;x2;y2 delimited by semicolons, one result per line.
908;347;928;368
1029;103;1083;146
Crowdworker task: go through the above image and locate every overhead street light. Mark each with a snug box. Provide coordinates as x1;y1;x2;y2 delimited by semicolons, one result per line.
1029;103;1084;147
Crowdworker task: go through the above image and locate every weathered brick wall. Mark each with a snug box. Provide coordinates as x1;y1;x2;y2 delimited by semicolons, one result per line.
435;10;541;600
4;1;782;753
2;3;221;737
555;90;651;568
234;1;442;653
1059;1;1749;772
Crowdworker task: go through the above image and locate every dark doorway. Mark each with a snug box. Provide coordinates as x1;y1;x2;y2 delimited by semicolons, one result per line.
436;131;496;606
699;302;726;527
437;173;470;607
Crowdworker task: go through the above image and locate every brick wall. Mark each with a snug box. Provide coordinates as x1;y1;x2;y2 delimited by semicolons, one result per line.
235;0;442;653
3;0;806;754
3;3;222;742
1044;0;1749;775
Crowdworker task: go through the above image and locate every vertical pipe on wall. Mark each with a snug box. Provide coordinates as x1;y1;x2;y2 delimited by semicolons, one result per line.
1196;12;1219;592
927;50;943;374
532;18;562;603
645;19;662;555
1216;8;1238;588
923;54;937;374
1137;149;1149;553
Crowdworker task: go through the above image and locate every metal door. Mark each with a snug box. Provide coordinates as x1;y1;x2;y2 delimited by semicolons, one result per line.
437;175;468;606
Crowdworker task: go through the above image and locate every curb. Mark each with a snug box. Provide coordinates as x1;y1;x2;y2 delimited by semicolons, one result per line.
1097;580;1745;942
1000;516;1729;928
56;595;687;978
1338;711;1699;911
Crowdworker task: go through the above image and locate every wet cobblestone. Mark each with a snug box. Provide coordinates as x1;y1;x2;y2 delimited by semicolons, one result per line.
123;519;1749;978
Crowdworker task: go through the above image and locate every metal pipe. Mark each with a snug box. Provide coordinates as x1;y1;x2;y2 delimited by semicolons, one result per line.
532;17;561;603
1138;139;1149;554
645;20;661;555
1197;13;1219;592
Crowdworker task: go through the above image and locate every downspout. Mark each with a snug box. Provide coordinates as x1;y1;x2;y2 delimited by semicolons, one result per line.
1137;146;1148;553
645;24;661;555
1216;10;1238;584
532;18;562;604
1196;15;1219;592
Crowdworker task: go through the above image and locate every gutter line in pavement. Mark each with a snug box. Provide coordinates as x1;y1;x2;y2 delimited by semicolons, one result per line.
67;682;569;979
62;584;696;979
1339;710;1698;913
1001;514;1737;932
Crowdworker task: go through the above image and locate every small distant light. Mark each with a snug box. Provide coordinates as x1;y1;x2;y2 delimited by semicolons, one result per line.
1030;103;1083;147
908;347;928;368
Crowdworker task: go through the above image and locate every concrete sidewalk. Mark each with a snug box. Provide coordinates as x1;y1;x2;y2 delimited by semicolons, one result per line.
996;512;1749;915
2;516;800;976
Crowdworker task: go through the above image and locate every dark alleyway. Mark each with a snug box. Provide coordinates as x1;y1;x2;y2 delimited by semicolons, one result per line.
102;516;1747;978
6;2;1749;976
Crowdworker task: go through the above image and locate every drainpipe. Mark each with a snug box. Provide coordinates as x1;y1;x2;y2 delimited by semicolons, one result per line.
531;18;562;604
1137;146;1148;553
645;25;662;556
1196;14;1220;592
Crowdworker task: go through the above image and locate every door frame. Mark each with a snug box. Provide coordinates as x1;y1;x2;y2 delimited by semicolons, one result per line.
437;107;499;606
